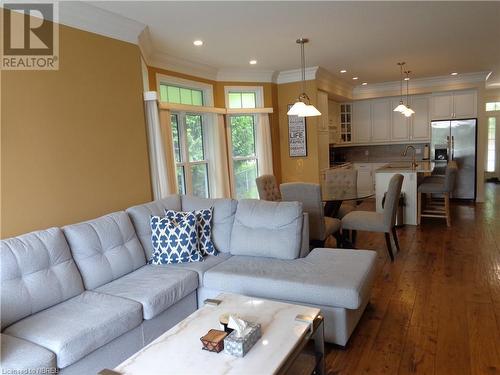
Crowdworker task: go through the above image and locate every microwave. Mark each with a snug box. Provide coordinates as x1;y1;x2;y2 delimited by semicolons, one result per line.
435;148;448;161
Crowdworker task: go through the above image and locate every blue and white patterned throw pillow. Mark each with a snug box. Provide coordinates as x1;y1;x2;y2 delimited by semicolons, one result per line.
150;213;203;264
165;208;217;256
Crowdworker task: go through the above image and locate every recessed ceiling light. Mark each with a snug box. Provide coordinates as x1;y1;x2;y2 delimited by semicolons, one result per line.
249;60;257;65
352;77;359;80
451;72;458;76
193;40;203;46
362;82;368;86
340;69;347;73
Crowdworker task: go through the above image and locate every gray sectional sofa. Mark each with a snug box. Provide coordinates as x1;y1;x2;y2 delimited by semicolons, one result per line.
1;195;377;374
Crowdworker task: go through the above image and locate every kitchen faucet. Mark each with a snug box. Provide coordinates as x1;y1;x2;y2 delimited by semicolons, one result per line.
402;145;418;170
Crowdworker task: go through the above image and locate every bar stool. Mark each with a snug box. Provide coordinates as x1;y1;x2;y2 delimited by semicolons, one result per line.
417;162;458;227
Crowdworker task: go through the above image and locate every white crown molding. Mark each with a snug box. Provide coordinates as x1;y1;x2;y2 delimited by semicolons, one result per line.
276;66;320;84
58;2;146;45
216;68;276;83
138;27;153;63
149;52;219;81
353;71;491;97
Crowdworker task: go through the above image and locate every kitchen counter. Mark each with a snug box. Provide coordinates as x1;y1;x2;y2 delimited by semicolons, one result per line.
376;161;434;173
374;161;435;226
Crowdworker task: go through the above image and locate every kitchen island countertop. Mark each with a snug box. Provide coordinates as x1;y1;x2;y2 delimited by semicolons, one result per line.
376;160;434;174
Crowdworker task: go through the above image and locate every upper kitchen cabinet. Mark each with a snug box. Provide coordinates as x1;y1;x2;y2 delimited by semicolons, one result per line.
391;98;410;141
453;90;477;119
353;100;371;143
430;90;477;120
410;95;431;140
371;99;392;142
430;92;453;120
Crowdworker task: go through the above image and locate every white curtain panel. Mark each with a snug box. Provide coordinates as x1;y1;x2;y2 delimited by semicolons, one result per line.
206;114;231;198
256;113;274;176
143;91;177;199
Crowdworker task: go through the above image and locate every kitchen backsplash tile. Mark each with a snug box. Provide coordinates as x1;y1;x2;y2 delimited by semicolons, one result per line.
331;143;429;163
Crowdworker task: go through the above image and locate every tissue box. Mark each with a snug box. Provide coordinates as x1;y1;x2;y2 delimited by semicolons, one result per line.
223;322;261;357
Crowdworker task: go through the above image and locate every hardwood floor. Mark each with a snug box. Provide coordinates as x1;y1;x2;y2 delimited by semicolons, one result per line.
324;183;500;375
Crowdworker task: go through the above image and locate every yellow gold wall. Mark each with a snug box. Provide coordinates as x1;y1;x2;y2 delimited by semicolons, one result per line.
1;25;152;238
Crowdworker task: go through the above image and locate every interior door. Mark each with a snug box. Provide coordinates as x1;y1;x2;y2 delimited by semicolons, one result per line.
451;119;476;199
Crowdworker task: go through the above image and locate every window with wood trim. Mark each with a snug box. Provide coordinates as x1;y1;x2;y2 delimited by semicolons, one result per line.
171;113;210;197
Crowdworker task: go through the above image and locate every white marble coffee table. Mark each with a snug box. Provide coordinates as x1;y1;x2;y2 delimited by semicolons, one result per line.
113;293;324;375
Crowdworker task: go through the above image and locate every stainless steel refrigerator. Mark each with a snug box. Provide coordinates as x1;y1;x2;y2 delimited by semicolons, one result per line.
431;119;477;200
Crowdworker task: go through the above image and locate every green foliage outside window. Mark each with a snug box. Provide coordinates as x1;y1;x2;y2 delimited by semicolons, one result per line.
230;115;258;199
231;116;255;157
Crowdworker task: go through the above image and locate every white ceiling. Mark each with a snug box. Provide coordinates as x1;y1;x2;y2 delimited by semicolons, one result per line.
88;1;500;85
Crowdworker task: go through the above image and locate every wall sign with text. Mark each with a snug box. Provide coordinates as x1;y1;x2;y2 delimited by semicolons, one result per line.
288;105;307;157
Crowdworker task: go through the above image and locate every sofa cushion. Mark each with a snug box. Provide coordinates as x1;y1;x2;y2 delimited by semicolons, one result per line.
167;253;232;285
150;214;203;264
229;199;303;260
63;211;146;290
4;291;142;369
1;334;56;372
95;265;198;320
204;248;377;309
1;228;84;330
181;195;237;253
126;195;182;259
165;208;217;256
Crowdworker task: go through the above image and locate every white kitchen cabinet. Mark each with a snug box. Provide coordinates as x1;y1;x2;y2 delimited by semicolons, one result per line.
353;101;371;143
353;163;373;191
371;99;392;142
410;95;431;140
371;163;387;189
430;90;477;120
453;90;477;119
430;92;453;120
391;99;410;141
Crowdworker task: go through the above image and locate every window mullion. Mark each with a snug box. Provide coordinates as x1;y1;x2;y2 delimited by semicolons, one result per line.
180;113;193;195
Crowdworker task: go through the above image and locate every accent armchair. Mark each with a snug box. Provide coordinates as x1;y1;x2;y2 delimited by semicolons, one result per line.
280;182;341;247
256;175;281;201
341;174;404;261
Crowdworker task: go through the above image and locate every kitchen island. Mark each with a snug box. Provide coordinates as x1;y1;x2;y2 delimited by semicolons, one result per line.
375;161;434;226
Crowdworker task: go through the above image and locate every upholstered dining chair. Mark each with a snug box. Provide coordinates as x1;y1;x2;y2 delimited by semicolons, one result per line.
418;161;458;227
280;182;342;247
256;175;281;201
341;174;404;261
324;168;358;218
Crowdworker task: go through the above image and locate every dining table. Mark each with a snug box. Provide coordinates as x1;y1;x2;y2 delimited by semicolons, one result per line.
321;184;375;218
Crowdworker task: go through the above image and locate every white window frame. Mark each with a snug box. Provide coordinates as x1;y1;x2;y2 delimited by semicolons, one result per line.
171;111;211;197
225;86;264;199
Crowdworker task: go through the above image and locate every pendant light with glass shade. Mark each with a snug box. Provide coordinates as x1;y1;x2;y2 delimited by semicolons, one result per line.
393;62;408;113
287;38;321;117
402;70;415;117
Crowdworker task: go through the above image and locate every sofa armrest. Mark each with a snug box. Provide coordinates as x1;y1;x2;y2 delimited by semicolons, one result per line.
299;212;310;258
